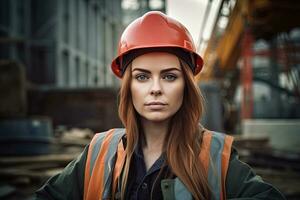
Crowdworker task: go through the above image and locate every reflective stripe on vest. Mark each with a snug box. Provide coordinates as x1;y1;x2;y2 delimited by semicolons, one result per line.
84;129;125;200
174;131;234;200
84;129;233;200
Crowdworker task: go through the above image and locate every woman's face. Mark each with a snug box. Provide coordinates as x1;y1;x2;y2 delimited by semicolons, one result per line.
130;52;185;123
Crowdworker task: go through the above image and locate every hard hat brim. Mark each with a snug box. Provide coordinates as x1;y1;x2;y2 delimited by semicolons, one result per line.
111;46;203;78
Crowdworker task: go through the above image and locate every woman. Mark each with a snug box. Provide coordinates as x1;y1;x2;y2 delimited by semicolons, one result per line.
35;11;285;200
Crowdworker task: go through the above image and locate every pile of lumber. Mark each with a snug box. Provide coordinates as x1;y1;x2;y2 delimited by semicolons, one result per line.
0;133;90;200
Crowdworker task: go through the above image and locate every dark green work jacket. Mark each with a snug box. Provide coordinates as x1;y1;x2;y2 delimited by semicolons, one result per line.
34;135;286;200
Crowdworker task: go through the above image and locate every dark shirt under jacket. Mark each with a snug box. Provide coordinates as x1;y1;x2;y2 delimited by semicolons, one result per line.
125;143;174;200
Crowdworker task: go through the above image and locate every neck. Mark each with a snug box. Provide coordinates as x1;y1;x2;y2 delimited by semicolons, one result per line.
140;118;169;151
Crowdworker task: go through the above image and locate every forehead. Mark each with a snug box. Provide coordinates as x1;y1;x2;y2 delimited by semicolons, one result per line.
131;52;181;70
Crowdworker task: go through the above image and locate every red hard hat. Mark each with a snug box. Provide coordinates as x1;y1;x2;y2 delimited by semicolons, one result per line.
111;11;203;78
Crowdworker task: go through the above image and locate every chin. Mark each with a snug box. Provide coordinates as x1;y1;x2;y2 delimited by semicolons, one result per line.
142;113;172;123
147;117;169;122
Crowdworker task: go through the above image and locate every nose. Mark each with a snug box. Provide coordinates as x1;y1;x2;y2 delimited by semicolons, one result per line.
151;90;162;96
150;78;162;96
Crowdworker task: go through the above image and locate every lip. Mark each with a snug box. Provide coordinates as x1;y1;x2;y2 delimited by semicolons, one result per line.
145;101;167;106
145;101;167;110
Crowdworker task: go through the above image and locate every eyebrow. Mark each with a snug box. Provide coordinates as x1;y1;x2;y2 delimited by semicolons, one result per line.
131;67;182;73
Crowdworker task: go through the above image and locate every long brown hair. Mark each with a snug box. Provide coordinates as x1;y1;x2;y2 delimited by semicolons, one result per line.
118;58;212;200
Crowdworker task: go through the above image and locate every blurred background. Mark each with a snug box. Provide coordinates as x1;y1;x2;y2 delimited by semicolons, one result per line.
0;0;299;199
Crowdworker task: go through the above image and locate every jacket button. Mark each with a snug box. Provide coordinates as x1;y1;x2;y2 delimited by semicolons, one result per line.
142;182;148;189
163;183;169;189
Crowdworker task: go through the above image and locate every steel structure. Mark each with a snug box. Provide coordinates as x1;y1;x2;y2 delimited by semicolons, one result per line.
0;0;123;88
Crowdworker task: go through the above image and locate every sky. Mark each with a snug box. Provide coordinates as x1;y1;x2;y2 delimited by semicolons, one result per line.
166;0;221;54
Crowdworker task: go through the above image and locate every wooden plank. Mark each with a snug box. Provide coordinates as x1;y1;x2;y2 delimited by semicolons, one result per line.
0;153;80;166
0;167;64;180
55;138;90;146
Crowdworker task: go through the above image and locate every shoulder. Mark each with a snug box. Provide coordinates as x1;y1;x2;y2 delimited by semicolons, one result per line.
226;147;286;199
199;129;234;176
90;128;126;147
87;128;126;160
201;129;234;153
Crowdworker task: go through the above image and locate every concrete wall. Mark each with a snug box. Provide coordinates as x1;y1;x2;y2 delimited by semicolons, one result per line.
242;119;300;152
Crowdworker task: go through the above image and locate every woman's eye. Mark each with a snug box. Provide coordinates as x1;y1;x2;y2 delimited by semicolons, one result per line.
135;74;149;81
163;74;177;81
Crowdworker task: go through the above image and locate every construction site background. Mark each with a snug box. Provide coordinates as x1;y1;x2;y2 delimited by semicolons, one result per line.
0;0;299;199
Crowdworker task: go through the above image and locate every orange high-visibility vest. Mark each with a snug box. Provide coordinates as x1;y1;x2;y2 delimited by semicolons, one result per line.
84;128;233;200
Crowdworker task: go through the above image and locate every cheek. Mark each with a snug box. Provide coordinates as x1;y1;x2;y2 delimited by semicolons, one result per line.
169;81;185;108
130;82;143;107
